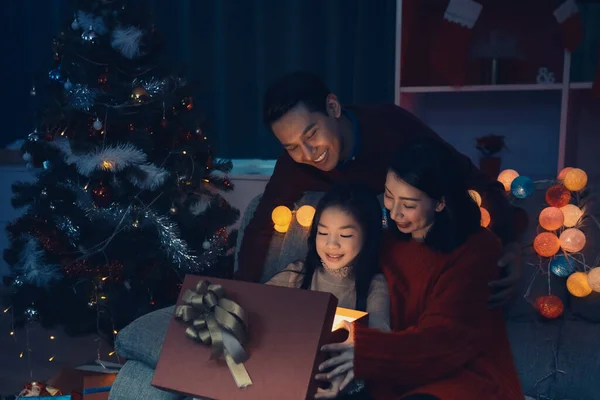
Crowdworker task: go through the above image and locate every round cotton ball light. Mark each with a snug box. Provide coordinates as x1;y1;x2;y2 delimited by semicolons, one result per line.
296;205;316;228
545;185;571;208
567;272;592;297
538;207;564;231
511;176;534;199
559;228;586;253
560;204;583;228
557;167;573;181
498;169;519;192
480;207;491;228
550;255;575;277
272;206;292;233
535;295;564;319
563;168;587;191
469;190;482;207
587;268;600;292
533;232;561;258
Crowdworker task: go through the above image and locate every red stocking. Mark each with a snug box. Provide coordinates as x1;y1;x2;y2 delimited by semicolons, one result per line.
430;0;483;86
553;0;584;52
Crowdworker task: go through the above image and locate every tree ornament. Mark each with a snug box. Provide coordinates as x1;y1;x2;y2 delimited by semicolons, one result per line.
41;188;48;197
160;118;168;128
71;15;80;30
91;182;113;208
82;26;98;42
28;128;39;141
49;67;62;82
64;79;73;91
181;96;193;111
93;118;103;130
98;72;108;85
202;241;211;250
131;87;149;103
536;295;564;319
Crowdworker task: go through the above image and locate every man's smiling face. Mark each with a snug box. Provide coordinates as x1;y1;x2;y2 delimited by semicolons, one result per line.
271;100;342;172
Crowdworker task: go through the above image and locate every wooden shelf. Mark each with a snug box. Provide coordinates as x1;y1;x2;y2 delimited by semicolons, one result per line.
399;84;563;93
569;82;593;90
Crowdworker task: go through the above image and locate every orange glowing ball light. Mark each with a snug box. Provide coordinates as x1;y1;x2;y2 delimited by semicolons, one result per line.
563;168;587;191
469;190;482;207
272;206;292;233
497;169;519;192
296;205;316;228
535;295;564;319
560;204;583;228
480;207;491;228
567;272;593;297
538;207;564;231
587;268;600;293
559;228;586;253
557;167;573;181
533;232;561;258
545;185;571;208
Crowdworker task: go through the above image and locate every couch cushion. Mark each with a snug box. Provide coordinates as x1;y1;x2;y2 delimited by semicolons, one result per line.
109;360;182;400
115;306;174;368
506;320;562;398
553;320;600;400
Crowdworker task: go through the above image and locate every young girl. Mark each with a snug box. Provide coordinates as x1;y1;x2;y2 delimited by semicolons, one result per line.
316;138;524;400
266;183;390;332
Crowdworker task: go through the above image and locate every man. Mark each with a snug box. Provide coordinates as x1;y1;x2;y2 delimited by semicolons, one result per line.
236;71;522;306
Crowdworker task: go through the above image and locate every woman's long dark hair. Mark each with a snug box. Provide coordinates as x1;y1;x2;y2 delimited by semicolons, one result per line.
301;182;383;311
387;138;482;253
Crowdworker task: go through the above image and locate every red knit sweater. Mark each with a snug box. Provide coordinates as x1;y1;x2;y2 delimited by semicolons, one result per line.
236;104;519;282
353;229;524;400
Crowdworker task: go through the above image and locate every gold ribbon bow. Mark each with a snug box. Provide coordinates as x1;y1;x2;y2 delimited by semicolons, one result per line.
175;280;253;388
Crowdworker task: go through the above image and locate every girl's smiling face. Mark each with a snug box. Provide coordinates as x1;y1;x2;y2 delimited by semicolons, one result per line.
315;206;364;270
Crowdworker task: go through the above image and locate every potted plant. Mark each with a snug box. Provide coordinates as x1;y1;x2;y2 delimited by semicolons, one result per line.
476;134;507;179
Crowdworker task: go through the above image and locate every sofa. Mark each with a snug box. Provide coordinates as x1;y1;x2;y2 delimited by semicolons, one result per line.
109;186;600;400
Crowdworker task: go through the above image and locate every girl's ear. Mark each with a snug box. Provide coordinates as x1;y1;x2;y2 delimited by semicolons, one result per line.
435;197;446;213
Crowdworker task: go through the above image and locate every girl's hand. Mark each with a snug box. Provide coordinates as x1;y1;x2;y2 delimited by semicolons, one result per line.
315;321;356;391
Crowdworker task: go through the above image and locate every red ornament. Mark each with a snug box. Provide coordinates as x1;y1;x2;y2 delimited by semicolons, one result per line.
536;295;564;319
545;184;571;208
98;72;108;85
160;118;168;128
91;182;113;208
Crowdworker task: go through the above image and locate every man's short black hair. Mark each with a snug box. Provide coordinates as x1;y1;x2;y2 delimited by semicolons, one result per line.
263;71;331;127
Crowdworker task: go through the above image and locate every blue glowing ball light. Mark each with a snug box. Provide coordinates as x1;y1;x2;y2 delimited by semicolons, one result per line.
550;254;575;277
511;176;535;199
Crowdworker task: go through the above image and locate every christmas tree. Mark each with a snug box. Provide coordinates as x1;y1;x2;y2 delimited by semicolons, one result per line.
2;0;239;342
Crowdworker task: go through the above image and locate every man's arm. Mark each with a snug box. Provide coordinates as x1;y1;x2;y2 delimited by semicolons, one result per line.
235;154;322;282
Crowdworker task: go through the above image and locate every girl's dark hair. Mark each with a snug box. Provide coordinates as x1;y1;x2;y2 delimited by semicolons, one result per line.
387;138;482;253
301;183;383;311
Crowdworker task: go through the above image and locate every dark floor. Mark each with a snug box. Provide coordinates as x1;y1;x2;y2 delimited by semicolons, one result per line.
0;291;117;396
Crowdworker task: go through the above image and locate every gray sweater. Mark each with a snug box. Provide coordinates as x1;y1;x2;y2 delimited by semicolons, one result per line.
266;261;391;331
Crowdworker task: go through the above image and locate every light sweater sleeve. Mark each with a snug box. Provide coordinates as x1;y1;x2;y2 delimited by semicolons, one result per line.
264;261;305;288
366;273;391;331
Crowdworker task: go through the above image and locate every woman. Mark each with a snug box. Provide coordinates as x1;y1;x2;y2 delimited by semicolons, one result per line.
315;138;523;400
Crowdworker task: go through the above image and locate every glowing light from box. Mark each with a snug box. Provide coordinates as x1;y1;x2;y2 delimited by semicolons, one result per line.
550;255;575;277
538;207;564;231
296;205;316;228
587;267;600;293
511;176;535;199
480;207;491;228
533;232;560;257
497;169;519;191
535;295;564;319
469;190;482;206
545;185;571;208
563;168;587;191
559;228;586;253
557;167;573;181
560;204;583;228
567;271;592;297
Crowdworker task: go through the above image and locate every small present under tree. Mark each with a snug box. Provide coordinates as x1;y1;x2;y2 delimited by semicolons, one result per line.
3;0;239;342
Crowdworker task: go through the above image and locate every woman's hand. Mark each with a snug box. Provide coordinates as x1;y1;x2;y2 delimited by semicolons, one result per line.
488;241;522;308
315;321;356;396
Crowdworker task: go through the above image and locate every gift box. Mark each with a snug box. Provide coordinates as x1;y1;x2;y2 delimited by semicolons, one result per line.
152;274;338;400
46;368;117;400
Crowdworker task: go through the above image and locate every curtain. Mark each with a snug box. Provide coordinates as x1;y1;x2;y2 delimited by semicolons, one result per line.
571;2;600;82
1;0;397;159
